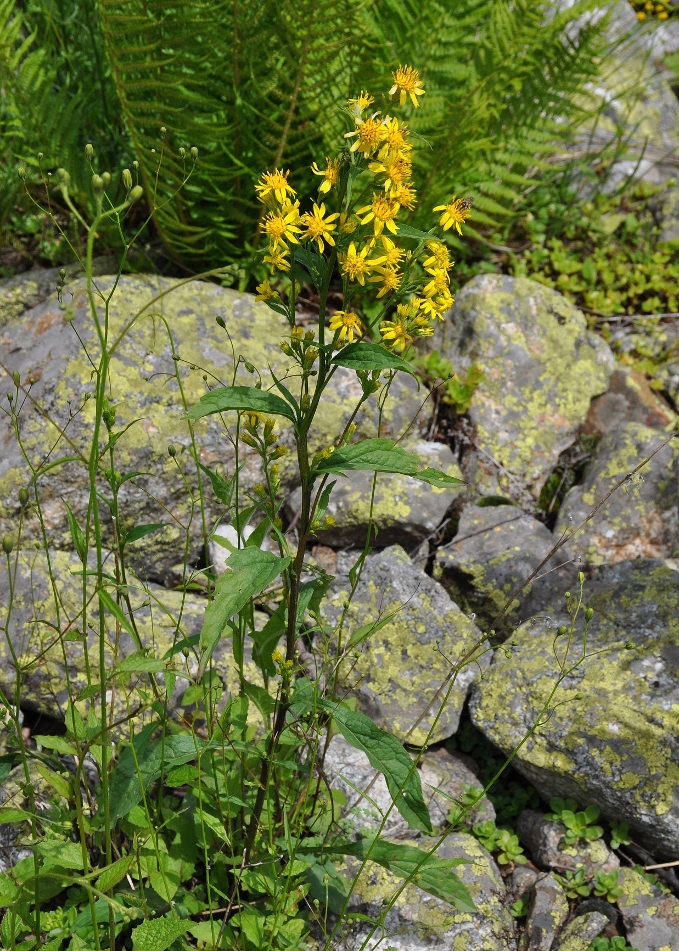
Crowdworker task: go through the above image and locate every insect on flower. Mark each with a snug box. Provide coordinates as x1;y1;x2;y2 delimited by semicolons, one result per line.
459;197;473;210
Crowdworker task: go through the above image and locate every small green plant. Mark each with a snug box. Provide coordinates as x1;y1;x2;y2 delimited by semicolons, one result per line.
588;936;640;951
471;820;527;865
593;869;623;903
411;350;484;414
547;798;604;845
554;866;592;900
510;896;530;919
609;819;632;850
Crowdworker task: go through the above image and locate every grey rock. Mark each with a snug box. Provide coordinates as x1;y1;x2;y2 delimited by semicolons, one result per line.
435;503;574;632
436;274;613;502
618;867;679;951
469;559;679;859
320;545;489;745
584;367;677;439
522;873;569;951
0;258;117;328
552;911;608;950
418;746;495;832
554;422;679;566
0;276;424;580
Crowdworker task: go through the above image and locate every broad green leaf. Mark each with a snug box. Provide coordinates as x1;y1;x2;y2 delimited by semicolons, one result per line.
331;342;417;378
198;547;291;679
188;385;296;422
323;837;474;913
114;653;168;675
132;916;190;951
0;874;18;907
123;523;167;546
96;854;135;892
313;438;463;490
37;838;84;870
33;735;79;756
291;679;431;833
35;762;71;800
0;808;29;824
107;724;214;823
395;222;437;242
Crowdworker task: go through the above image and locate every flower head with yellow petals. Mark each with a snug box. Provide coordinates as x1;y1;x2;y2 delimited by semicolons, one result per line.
329;310;363;345
389;65;425;108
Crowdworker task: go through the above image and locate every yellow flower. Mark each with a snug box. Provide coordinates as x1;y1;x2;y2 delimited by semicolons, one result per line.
389;64;425;108
373;235;405;269
390;182;417;210
345;116;385;157
339;242;378;285
433;195;472;235
413;313;434;337
255;168;296;205
380;317;413;351
329;310;363;344
300;202;340;254
370;153;412;193
263;203;302;249
356;193;400;237
423;241;453;273
422;268;450;298
369;265;401;298
311;157;340;194
339;212;359;235
255;279;279;302
263;246;291;273
380;116;410;152
347;90;375;113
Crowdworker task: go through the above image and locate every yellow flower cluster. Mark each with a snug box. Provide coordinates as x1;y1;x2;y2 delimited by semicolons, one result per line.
255;168;340;274
255;66;470;358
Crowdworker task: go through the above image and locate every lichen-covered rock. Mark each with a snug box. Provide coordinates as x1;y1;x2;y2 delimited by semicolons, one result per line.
516;809;619;878
0;546;261;729
436;274;613;501
553;422;679;565
552;911;608;951
287;440;462;549
0;275;424;579
435;503;574;631
617;866;679;951
0;258;116;329
419;747;495;832
320;546;488;745
522;872;569;951
469;559;679;859
584;367;677;438
329;834;517;951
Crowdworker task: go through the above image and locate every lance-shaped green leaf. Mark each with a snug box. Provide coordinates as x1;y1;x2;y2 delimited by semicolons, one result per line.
198;547;291;679
291;678;431;833
188;385;296;422
312;438;463;489
315;837;473;912
330;342;417;378
395;222;437;242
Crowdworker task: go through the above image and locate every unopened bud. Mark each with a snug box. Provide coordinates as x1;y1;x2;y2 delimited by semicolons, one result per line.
12;371;20;386
585;607;594;620
190;146;198;161
92;174;104;192
18;488;29;507
85;143;94;159
178;147;186;159
17;167;26;180
122;168;133;191
557;625;568;636
57;168;70;186
216;316;226;328
625;640;635;650
168;445;176;457
578;571;585;585
127;185;144;204
160;126;167;138
2;535;14;555
244;361;255;373
59;268;66;280
101;171;111;189
37;152;43;161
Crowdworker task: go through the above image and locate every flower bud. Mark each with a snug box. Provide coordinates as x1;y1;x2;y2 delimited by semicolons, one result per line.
585;607;594;620
101;171;111;189
557;625;568;636
578;571;584;585
160;126;167;138
59;268;66;280
122;168;133;191
244;361;255;373
168;445;176;457
37;152;43;161
17;167;26;180
18;488;29;507
2;535;14;555
127;185;144;204
92;173;104;192
12;371;20;386
190;146;198;161
216;316;226;328
85;143;94;160
179;146;186;159
57;168;70;186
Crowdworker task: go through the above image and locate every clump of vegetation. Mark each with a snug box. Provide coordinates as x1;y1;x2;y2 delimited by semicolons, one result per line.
410;350;485;414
